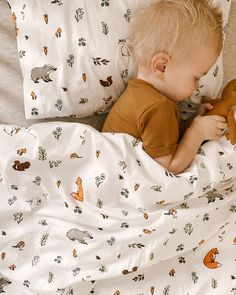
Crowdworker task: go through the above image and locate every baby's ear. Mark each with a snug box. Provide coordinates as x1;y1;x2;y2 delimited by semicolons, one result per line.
150;52;170;79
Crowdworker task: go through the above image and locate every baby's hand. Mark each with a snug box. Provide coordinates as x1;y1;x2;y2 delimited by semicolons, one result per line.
191;115;228;141
196;103;214;116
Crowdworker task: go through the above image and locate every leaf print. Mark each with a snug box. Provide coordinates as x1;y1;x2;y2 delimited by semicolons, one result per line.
92;57;110;66
48;272;54;283
55;99;63;111
13;212;23;224
38;147;47;161
19;50;26;59
163;285;171;295
101;22;109;35
72;267;81;276
79;98;88;104
211;278;217;289
213;65;219;77
99;265;108;272
151;185;162;192
40;234;49;246
49;160;62;168
23;280;30;288
128;243;145;249
97;198;103;208
132;274;144;282
51;0;63;6
195;84;204;96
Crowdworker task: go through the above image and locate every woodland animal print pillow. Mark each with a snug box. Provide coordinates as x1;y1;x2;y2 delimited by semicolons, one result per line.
8;0;231;120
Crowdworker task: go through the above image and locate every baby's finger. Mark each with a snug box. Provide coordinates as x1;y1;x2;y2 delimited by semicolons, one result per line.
213;115;227;122
203;103;213;110
218;122;228;130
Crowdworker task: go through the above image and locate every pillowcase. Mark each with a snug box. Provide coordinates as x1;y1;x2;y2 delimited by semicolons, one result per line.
8;0;231;120
179;0;232;119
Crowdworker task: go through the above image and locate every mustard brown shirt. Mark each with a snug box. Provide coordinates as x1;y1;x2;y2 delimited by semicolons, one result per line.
102;79;181;158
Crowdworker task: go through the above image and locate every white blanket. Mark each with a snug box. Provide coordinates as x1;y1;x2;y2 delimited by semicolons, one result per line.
0;122;236;295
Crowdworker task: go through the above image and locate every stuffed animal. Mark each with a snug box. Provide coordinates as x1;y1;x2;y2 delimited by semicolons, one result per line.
204;79;236;144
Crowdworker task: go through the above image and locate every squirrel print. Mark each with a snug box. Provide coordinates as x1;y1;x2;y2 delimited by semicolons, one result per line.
71;177;84;202
203;248;222;269
100;76;113;87
12;161;30;171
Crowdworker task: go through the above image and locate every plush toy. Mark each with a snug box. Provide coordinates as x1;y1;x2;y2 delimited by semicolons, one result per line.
204;79;236;144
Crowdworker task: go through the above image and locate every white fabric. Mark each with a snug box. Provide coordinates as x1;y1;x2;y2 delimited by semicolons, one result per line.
0;121;236;294
7;0;231;120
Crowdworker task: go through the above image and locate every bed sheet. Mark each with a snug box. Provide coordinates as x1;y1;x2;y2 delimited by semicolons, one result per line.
0;122;236;294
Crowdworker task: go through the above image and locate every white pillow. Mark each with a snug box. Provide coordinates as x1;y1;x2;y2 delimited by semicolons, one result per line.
180;0;232;119
8;0;231;120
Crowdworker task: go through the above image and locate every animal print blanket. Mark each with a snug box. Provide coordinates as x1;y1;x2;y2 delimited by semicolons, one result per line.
0;122;236;295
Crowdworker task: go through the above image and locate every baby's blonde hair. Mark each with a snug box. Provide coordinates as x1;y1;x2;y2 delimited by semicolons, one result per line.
130;0;223;65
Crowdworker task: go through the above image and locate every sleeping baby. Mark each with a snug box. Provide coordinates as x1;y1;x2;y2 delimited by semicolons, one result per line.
102;0;228;174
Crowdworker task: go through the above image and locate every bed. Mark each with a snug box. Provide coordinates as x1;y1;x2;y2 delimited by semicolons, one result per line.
0;0;236;294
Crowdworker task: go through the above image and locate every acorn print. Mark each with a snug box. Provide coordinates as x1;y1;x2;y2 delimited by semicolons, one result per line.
9;264;16;271
1;252;6;260
169;269;175;276
17;148;26;156
114;291;120;295
96;150;100;158
44;14;48;24
82;73;87;82
43;46;48;55
150;287;155;295
72;249;77;258
143;212;148;220
100;76;113;87
56;180;61;188
143;229;152;234
156;200;165;205
233;237;236;245
199;239;205;245
31;91;37;100
55;27;62;38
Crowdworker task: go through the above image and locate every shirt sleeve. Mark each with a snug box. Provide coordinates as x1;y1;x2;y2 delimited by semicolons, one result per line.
139;101;180;158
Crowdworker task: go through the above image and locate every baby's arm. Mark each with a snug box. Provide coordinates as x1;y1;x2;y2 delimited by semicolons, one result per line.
155;115;227;174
